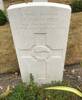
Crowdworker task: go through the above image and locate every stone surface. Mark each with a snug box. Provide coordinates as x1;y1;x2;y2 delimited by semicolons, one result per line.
8;2;71;84
0;0;4;10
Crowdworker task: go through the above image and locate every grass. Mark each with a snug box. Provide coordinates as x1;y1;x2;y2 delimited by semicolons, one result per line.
0;24;19;73
71;0;82;13
0;10;7;26
66;12;82;64
0;75;82;100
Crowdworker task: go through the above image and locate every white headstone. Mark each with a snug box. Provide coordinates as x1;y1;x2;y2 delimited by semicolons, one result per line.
0;0;4;10
7;1;71;84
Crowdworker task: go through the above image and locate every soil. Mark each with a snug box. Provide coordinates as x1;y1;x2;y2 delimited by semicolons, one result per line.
0;72;21;93
64;64;82;90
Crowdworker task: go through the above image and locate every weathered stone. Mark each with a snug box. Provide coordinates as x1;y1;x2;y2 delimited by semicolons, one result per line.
8;1;71;84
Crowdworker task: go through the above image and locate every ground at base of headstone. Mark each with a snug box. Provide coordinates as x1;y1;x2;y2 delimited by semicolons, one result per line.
0;65;82;100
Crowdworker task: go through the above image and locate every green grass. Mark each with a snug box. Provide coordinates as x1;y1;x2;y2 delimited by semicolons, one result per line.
0;75;82;100
70;0;82;13
0;10;7;26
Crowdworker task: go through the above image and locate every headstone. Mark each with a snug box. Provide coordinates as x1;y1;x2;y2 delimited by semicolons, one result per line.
7;0;71;84
0;0;4;10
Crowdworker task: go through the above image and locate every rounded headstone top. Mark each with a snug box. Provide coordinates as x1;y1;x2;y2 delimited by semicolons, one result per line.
8;2;71;11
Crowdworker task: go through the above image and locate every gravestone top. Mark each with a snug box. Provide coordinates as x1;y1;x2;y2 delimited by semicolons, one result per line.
8;2;71;11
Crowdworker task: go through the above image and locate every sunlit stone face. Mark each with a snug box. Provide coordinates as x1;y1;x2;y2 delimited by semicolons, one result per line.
8;2;71;84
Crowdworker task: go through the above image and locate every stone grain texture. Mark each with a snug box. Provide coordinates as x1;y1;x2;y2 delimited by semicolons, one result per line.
8;2;71;84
